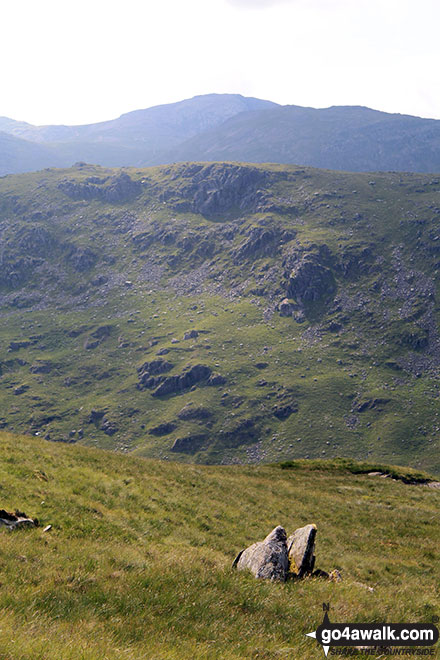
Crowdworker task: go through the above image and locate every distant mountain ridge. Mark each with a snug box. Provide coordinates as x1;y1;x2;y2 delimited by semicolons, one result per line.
1;93;440;174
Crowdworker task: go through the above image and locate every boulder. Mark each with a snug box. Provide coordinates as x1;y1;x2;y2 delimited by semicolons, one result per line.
287;523;317;577
278;298;294;317
233;526;289;581
183;329;199;340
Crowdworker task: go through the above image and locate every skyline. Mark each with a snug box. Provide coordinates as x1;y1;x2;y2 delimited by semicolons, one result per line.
2;0;440;126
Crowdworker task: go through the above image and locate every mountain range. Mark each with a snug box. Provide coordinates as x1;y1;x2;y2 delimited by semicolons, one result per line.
2;93;440;174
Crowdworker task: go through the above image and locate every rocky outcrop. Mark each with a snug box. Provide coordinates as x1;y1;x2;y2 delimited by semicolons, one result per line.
183;329;199;340
59;172;141;203
177;404;213;421
148;422;177;436
285;247;336;304
278;298;295;317
233;225;294;262
233;526;289;581
66;246;97;272
170;433;208;453
30;360;54;374
207;372;227;386
137;359;174;390
152;364;212;397
272;402;298;420
162;163;269;219
100;418;118;436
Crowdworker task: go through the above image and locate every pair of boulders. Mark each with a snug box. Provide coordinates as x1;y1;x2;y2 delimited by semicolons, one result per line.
0;510;38;531
233;524;318;581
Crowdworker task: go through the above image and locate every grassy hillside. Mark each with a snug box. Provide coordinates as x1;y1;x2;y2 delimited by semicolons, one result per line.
0;431;439;659
1;161;440;471
168;104;440;173
1;162;440;472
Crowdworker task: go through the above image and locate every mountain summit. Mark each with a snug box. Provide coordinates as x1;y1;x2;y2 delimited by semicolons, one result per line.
1;94;440;174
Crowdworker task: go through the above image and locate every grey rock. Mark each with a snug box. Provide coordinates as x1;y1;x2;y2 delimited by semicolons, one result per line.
272;402;298;420
30;360;53;374
278;298;294;317
148;422;177;436
177;404;213;421
88;409;106;425
207;372;227;386
184;329;199;340
284;246;335;304
101;419;118;436
170;433;208;453
13;384;29;395
233;526;289;581
137;359;174;390
287;523;317;577
152;364;211;397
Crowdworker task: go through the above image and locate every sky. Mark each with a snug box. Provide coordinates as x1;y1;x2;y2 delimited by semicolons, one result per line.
1;0;440;126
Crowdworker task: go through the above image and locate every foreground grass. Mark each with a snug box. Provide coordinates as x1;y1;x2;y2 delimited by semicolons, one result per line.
0;431;439;659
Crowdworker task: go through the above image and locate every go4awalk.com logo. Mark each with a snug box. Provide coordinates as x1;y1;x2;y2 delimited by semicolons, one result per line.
306;604;439;657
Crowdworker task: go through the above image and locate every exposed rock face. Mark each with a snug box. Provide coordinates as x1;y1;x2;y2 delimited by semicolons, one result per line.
233;526;289;581
183;329;199;340
148;422;177;436
0;509;38;530
284;245;336;305
30;360;54;374
59;172;141;203
207;372;227;386
287;254;335;303
88;409;106;425
233;225;294;262
163;163;269;219
137;359;174;389
170;433;208;453
152;364;212;397
287;523;317;577
177;404;213;421
100;418;118;436
278;298;295;317
65;246;97;272
272;402;298;420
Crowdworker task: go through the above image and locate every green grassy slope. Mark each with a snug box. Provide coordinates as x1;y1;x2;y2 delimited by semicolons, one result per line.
1;162;440;471
0;431;439;659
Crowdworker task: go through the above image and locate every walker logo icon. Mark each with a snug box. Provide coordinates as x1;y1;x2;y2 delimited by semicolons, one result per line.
306;605;439;657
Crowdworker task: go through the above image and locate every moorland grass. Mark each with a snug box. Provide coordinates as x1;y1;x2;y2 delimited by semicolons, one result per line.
0;431;439;659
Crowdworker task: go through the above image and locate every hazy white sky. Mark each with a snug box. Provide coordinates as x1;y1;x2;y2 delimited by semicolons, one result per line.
1;0;439;125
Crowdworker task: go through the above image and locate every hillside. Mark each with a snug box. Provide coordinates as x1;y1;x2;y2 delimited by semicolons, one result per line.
168;104;440;173
1;162;440;472
0;131;64;176
2;95;440;174
0;94;278;171
0;430;439;659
